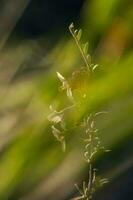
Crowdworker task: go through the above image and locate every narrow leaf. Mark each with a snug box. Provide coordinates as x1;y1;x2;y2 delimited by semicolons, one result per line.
51;125;61;140
87;54;91;63
69;22;74;31
66;87;73;100
92;64;99;71
83;42;89;54
77;29;82;41
56;71;65;82
74;29;78;35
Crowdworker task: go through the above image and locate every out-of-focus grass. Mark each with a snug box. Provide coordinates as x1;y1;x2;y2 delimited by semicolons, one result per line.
0;0;132;200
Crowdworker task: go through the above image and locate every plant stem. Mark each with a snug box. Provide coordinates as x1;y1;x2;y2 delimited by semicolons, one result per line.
69;26;91;72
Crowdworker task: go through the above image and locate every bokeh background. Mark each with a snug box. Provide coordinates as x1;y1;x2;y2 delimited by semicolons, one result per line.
0;0;133;199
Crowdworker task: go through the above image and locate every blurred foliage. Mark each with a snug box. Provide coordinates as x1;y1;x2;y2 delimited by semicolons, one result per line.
0;0;132;200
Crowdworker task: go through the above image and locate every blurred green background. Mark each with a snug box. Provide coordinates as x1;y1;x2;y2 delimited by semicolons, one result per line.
0;0;133;199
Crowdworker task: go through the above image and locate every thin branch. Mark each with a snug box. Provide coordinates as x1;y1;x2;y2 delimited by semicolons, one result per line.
69;23;91;72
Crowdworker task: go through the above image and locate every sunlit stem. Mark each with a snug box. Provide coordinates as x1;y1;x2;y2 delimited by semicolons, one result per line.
69;24;91;72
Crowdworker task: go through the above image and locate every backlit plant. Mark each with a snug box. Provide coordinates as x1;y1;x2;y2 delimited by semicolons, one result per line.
48;23;110;200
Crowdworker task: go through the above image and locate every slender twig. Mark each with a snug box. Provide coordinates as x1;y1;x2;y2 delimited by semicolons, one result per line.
69;24;91;72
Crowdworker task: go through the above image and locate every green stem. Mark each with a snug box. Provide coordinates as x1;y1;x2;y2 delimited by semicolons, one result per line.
69;26;91;72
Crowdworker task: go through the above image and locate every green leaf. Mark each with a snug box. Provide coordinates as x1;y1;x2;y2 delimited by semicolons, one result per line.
66;87;73;101
69;22;74;31
92;64;99;71
83;42;89;54
74;29;78;35
77;29;82;41
52;125;60;139
56;71;65;82
87;54;91;63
